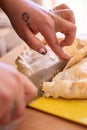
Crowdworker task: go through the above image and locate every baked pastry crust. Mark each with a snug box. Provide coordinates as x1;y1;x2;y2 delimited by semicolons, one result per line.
16;38;87;99
42;57;87;99
42;43;87;99
42;79;87;99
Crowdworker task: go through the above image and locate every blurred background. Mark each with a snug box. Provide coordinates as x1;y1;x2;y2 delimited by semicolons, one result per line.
33;0;87;35
0;0;87;56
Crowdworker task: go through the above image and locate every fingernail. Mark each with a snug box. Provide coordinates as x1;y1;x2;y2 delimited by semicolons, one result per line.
39;48;47;55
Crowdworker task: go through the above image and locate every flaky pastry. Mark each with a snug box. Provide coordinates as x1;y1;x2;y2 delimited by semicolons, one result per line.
16;38;87;99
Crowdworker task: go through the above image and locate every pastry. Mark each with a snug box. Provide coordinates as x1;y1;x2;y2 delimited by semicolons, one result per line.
16;38;87;99
42;56;87;99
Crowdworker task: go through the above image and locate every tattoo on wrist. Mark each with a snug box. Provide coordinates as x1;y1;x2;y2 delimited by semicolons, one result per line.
22;12;30;27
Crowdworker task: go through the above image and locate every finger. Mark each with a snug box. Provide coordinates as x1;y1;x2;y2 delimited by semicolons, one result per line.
0;113;10;125
0;97;25;123
0;81;19;124
59;19;76;47
51;12;76;33
0;98;8;119
23;28;47;55
0;98;18;124
41;24;71;60
3;81;28;121
53;9;75;24
0;100;18;124
0;104;11;125
53;14;76;46
60;31;76;47
53;3;70;10
52;4;75;24
12;92;25;120
19;73;37;104
9;83;25;120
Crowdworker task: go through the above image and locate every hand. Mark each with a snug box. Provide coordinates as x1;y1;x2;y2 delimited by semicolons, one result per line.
0;0;76;59
0;62;36;125
50;4;76;47
52;4;75;24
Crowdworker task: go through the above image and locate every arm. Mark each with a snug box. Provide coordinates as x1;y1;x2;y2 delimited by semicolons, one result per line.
0;0;76;60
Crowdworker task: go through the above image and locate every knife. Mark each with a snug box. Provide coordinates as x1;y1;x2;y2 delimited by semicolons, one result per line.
29;60;67;97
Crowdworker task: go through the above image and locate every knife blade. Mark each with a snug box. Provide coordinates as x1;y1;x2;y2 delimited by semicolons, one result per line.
29;60;67;97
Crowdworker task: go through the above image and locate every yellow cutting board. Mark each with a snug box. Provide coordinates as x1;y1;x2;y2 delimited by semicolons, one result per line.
28;97;87;126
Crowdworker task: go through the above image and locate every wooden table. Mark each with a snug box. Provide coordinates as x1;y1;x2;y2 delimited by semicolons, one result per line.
0;43;87;130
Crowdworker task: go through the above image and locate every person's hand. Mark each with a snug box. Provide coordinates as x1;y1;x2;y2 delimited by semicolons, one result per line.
0;0;76;60
0;62;36;125
52;4;75;23
50;4;76;47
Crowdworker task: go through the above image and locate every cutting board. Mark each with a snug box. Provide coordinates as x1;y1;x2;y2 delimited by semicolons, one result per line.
28;97;87;126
